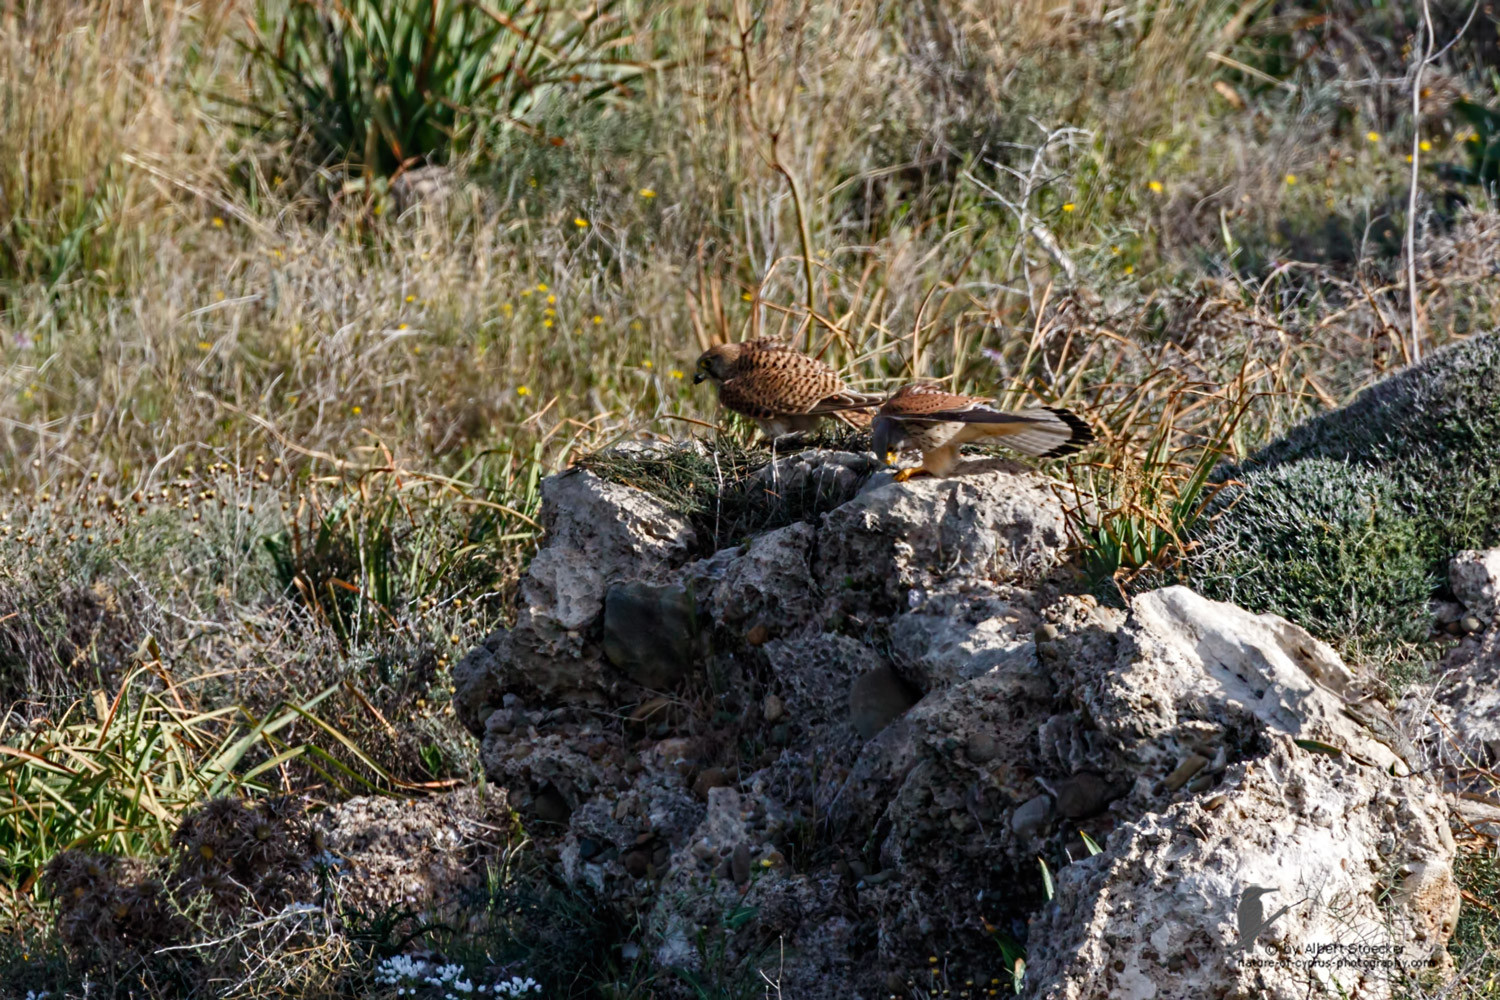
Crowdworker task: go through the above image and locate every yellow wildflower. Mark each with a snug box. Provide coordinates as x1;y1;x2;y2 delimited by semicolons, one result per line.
398;323;408;330
1062;203;1075;212
640;188;656;198
405;294;416;303
1419;140;1431;152
592;315;602;324
741;291;753;301
1124;264;1135;275
1367;131;1381;143
517;385;531;396
642;359;653;369
537;283;548;292
198;341;212;351
212;217;225;228
670;369;684;379
1147;180;1163;193
546;294;556;304
351;405;362;416
543;319;553;328
1284;173;1297;185
574;217;589;228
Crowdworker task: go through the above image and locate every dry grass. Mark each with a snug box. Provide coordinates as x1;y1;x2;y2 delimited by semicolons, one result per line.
4;0;1500;995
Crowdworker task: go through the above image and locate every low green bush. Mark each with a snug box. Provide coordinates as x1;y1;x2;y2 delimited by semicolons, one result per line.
1189;459;1434;650
1183;332;1500;663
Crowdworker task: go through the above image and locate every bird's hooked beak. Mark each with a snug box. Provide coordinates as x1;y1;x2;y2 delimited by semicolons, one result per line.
692;371;707;384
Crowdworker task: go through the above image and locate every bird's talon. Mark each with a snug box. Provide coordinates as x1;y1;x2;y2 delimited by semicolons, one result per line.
891;467;926;483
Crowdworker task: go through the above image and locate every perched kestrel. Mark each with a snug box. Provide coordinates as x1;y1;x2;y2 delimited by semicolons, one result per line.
692;339;884;438
872;383;1094;480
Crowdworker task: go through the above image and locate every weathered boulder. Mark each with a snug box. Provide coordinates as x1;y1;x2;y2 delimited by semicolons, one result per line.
701;522;819;638
1027;738;1458;1000
453;469;699;729
1078;586;1408;783
451;449;1459;999
815;459;1069;614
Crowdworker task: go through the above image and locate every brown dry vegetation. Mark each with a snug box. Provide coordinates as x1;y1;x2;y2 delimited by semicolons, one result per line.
3;0;1500;996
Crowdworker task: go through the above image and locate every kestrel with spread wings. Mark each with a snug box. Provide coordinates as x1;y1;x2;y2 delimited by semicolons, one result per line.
872;383;1093;480
692;339;884;439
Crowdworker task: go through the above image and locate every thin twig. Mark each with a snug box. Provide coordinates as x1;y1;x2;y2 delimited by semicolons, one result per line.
1406;0;1435;363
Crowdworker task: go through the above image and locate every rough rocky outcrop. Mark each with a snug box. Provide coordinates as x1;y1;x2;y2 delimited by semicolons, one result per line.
454;449;1459;999
1450;548;1500;625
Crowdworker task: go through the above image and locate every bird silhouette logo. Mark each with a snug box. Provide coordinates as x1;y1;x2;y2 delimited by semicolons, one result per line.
1232;884;1300;953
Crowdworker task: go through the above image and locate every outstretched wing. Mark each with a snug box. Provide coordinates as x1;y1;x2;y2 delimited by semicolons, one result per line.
881;383;1094;458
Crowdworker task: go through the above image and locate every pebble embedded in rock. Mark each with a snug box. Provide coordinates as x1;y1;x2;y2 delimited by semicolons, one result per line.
965;731;1000;764
1052;771;1116;819
1163;754;1209;791
731;843;752;884
601;581;700;688
692;767;731;800
1011;794;1055;838
531;784;572;825
762;692;785;723
848;665;921;739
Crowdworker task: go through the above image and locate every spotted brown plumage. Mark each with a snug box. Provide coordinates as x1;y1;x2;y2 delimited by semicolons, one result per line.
692;339;883;437
872;382;1094;480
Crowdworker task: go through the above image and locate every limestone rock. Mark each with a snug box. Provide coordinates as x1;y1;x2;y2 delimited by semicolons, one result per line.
521;469;697;633
704;522;818;637
1077;586;1402;779
446;448;1459;999
1027;738;1457;1000
1450;548;1500;622
815;462;1068;614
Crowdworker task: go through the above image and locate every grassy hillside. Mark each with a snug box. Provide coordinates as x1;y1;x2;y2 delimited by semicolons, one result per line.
4;0;1500;996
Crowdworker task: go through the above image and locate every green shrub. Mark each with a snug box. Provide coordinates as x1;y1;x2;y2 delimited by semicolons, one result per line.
1190;460;1434;651
244;0;640;176
1184;332;1500;662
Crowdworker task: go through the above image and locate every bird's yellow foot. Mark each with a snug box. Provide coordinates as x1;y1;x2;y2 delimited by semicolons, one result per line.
892;467;929;483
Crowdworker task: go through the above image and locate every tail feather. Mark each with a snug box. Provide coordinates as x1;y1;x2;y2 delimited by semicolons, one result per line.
981;406;1094;458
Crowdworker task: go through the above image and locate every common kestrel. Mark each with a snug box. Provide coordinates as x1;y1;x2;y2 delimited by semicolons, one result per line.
692;339;884;439
872;383;1093;480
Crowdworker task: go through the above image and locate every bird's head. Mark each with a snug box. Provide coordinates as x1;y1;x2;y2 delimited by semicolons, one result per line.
693;343;742;384
871;415;910;467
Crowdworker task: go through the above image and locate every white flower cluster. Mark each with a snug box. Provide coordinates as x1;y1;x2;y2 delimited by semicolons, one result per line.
25;992;51;1000
373;955;542;999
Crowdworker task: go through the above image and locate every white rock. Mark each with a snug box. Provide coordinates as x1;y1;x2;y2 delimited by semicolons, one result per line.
816;460;1068;607
1085;586;1398;773
521;469;698;632
1028;738;1458;1000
